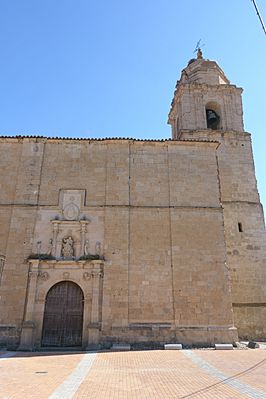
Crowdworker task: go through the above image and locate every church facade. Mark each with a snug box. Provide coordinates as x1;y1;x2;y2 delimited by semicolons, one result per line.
0;54;265;350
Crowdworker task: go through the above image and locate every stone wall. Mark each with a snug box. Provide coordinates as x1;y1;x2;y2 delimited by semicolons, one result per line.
180;130;266;339
0;137;237;348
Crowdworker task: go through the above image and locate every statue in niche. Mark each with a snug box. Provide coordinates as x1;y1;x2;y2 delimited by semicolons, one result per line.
47;238;53;255
37;241;42;255
61;236;74;258
95;241;101;256
84;239;90;256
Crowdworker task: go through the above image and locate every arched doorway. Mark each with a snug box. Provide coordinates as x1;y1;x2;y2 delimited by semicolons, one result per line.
42;281;84;347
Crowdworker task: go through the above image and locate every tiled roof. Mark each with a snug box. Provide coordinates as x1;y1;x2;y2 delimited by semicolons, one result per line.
0;135;219;144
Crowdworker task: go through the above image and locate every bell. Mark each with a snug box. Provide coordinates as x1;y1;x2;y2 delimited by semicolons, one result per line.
206;109;219;129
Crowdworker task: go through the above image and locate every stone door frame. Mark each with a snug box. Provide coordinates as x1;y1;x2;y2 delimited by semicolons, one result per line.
19;259;104;350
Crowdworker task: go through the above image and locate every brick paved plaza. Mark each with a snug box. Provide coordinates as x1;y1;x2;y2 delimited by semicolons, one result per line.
0;349;266;398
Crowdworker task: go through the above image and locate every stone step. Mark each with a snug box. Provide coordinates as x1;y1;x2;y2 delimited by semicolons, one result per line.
215;343;234;350
164;344;183;350
111;344;131;351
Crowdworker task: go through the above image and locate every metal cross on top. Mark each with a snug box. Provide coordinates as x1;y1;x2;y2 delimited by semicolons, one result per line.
194;39;205;59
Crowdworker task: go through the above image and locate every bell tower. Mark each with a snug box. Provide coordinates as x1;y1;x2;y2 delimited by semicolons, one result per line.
167;51;266;341
168;50;244;139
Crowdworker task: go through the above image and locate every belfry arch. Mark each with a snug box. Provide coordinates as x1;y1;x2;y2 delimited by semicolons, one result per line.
205;102;221;130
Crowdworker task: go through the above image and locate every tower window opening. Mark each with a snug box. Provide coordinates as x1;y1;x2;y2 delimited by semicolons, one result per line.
206;109;220;130
238;222;243;233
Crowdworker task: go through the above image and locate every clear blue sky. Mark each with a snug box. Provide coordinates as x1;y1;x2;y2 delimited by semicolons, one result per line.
0;0;265;210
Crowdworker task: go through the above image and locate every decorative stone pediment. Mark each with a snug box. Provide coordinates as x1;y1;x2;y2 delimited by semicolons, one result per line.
30;188;104;268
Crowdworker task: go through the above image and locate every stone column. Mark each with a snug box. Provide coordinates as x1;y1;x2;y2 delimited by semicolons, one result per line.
0;255;5;283
87;261;104;349
19;260;39;350
91;272;101;322
51;220;60;257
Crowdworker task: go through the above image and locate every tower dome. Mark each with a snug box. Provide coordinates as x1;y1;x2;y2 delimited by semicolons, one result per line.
180;58;230;86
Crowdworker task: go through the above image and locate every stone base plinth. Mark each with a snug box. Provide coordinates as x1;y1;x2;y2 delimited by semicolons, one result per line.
18;321;35;351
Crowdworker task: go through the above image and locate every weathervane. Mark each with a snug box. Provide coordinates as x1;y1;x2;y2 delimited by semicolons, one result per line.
194;39;205;59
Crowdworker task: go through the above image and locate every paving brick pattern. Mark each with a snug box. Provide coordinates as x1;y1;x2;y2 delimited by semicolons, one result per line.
0;350;266;399
198;350;266;395
74;350;246;399
0;352;84;399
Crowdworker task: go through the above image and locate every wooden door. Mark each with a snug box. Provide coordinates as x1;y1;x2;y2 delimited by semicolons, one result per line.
42;281;84;347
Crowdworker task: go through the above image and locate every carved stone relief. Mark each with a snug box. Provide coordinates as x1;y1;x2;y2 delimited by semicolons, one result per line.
61;236;74;258
29;271;38;279
38;271;49;282
83;272;91;281
63;202;80;221
91;271;104;278
63;272;70;279
83;270;104;281
60;190;85;221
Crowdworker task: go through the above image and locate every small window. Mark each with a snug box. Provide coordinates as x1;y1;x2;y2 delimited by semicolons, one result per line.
238;222;243;233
